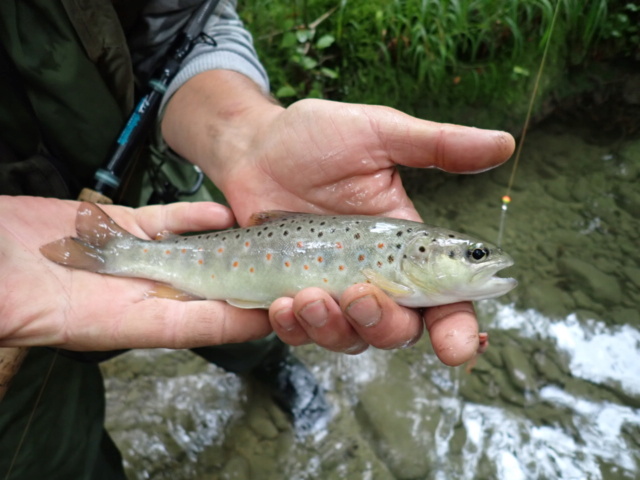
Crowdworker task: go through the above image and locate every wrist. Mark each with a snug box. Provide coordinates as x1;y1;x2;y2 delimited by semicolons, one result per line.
161;70;283;190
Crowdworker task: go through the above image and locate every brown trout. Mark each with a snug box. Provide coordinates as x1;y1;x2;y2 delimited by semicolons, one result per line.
40;203;517;307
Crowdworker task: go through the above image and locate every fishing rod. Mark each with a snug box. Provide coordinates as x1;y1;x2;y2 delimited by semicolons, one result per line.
79;0;218;204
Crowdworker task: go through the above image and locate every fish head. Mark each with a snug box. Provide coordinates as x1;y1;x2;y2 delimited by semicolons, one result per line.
399;230;517;306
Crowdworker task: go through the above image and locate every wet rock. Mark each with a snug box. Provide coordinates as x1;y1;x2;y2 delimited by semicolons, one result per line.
610;307;640;326
558;257;621;304
501;345;537;393
615;183;640;218
219;455;251;480
247;406;279;439
622;266;640;290
355;358;433;479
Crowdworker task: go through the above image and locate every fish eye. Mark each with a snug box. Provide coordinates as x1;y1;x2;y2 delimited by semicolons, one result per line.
468;247;489;261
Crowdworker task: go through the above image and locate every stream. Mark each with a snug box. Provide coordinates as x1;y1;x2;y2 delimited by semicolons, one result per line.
102;116;640;479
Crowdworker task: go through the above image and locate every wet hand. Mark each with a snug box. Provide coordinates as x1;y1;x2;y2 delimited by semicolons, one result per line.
0;196;273;350
162;71;515;365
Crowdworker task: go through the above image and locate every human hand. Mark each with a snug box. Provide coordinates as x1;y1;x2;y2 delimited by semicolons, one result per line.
162;71;515;365
0;196;272;351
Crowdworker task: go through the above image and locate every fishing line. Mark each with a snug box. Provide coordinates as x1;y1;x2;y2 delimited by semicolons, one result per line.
3;350;58;480
497;0;562;247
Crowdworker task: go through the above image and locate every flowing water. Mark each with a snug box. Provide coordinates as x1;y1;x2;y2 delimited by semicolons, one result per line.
102;116;640;479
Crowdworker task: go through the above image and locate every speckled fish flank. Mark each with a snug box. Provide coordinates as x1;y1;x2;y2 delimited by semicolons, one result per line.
40;204;517;308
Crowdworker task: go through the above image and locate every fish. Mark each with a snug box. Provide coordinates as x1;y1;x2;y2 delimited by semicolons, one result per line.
40;203;517;308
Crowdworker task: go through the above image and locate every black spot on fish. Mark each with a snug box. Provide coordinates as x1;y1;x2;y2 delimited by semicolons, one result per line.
396;231;403;237
280;224;285;228
310;228;315;233
449;250;455;258
403;255;407;259
432;238;437;243
309;220;314;224
263;227;268;230
419;246;426;253
283;231;289;236
354;233;361;239
388;255;395;263
448;234;455;238
268;232;273;238
396;244;402;249
320;221;326;226
318;232;323;238
407;228;413;233
222;236;226;241
235;234;240;239
345;227;350;232
257;231;262;236
330;228;335;234
297;226;302;231
246;229;251;233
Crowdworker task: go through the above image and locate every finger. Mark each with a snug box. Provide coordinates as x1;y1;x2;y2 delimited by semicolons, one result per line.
423;302;480;366
107;202;235;238
269;297;314;346
339;284;423;349
367;106;516;173
291;288;369;354
69;297;273;350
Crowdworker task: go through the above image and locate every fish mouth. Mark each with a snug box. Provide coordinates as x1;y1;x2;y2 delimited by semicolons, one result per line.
473;257;518;296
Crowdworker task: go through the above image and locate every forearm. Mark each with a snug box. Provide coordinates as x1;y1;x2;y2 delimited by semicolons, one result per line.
161;70;283;191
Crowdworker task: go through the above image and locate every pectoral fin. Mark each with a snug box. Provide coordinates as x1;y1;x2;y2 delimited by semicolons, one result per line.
226;298;271;309
362;269;414;299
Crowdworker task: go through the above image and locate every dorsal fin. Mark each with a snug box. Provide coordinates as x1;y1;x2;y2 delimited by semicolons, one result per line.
247;210;298;226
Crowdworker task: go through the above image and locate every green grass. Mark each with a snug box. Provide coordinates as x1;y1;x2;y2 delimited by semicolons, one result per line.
241;0;633;124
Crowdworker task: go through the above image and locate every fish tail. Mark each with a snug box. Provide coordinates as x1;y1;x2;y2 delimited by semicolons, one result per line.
40;202;135;272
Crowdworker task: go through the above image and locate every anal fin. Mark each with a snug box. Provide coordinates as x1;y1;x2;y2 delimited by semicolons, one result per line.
226;298;271;309
146;283;204;301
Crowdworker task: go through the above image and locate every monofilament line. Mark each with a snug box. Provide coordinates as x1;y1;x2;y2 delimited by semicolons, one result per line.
497;0;562;247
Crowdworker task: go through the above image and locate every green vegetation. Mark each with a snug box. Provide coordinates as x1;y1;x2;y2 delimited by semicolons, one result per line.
242;0;638;128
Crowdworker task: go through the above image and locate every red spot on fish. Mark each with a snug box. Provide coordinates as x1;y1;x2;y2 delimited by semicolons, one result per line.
245;241;250;247
297;241;304;248
233;261;239;268
143;248;148;253
211;274;215;279
323;278;328;283
165;250;171;255
266;253;273;261
304;264;309;270
198;259;204;265
250;267;255;273
317;256;324;263
377;243;385;249
217;247;224;253
285;261;291;268
338;265;345;271
181;248;187;254
358;254;365;261
336;242;343;249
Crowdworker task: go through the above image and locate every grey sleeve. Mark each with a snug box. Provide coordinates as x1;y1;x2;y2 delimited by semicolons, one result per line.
162;0;270;108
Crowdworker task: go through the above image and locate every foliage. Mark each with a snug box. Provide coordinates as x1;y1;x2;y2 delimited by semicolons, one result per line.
241;0;635;121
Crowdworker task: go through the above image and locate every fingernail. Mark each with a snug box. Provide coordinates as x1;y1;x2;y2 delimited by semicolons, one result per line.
346;294;382;327
273;308;297;332
298;299;328;328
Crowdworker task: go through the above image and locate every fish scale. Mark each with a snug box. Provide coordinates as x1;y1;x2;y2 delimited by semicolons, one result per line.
40;204;517;308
